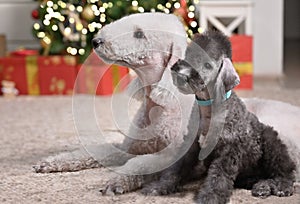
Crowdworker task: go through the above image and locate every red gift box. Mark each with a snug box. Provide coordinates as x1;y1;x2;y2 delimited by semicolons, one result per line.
0;55;77;95
0;56;39;95
230;35;253;90
233;62;253;89
37;56;77;95
76;52;130;95
230;35;252;62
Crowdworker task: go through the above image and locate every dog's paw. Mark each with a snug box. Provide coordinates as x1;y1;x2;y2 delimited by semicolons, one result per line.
140;182;177;196
252;180;272;198
33;161;57;173
99;181;125;196
33;157;101;173
273;179;294;197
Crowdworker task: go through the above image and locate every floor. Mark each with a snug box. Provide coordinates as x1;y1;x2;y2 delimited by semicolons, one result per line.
0;75;300;204
0;40;299;204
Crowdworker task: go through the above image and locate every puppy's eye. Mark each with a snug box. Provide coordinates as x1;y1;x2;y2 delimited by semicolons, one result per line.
134;28;145;39
204;62;212;69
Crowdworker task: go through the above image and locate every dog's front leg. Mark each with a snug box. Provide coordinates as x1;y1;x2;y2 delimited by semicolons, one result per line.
196;150;239;204
140;161;183;196
140;136;202;196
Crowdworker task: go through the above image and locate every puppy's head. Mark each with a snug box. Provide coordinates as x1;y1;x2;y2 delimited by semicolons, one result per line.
93;13;187;85
171;31;240;96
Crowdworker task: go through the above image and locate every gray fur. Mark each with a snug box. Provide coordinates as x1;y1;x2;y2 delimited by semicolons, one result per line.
170;30;296;203
32;13;300;200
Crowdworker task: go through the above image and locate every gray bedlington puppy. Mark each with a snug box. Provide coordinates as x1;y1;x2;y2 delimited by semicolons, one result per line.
33;12;300;196
170;30;296;203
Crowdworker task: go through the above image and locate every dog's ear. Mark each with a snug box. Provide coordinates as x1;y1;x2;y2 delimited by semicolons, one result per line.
164;38;187;70
164;43;178;70
216;58;240;93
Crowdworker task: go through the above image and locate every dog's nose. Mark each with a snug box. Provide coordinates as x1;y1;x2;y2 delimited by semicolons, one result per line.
92;38;104;48
170;61;181;72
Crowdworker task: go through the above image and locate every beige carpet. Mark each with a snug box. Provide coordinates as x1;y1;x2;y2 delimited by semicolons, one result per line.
0;78;300;204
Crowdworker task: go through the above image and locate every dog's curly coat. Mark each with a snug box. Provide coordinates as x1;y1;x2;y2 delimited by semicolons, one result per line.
169;30;296;203
32;13;300;201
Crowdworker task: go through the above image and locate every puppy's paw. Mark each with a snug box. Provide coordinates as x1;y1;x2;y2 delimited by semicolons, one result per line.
273;178;294;197
99;175;143;196
140;182;177;196
252;180;272;198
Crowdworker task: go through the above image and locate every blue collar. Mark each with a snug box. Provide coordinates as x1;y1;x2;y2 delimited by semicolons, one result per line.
196;90;232;106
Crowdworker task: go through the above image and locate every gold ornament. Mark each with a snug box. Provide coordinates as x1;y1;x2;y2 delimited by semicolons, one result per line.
40;34;52;55
82;5;95;21
40;37;51;48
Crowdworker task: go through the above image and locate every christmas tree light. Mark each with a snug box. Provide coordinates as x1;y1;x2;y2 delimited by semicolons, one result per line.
32;0;200;62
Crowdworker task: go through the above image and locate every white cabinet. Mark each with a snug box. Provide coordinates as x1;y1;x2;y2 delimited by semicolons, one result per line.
197;1;253;36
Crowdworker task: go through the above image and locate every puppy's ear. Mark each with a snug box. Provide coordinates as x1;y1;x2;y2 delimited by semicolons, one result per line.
216;58;240;92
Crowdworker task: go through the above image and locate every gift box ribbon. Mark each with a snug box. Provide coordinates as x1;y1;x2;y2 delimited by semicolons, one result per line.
25;56;40;95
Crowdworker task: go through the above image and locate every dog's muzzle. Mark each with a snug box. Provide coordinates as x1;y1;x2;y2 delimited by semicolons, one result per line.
171;63;194;94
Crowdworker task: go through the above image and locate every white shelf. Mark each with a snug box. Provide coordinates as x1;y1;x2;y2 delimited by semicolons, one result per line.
196;0;253;36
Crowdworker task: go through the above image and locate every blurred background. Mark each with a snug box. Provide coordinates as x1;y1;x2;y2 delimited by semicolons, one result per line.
0;0;299;97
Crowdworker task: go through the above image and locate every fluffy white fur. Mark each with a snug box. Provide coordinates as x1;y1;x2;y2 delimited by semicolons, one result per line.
94;13;199;174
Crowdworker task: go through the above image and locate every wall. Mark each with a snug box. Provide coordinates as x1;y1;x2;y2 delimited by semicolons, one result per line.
284;0;300;39
252;0;284;76
0;0;39;51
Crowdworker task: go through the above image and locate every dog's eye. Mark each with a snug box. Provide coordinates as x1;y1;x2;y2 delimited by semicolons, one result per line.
134;28;145;39
204;62;212;69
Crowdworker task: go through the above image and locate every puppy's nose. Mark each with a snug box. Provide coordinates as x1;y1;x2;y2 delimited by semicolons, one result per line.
92;38;104;48
170;61;180;72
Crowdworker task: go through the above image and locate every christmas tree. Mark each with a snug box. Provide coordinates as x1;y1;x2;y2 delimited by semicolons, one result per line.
32;0;200;63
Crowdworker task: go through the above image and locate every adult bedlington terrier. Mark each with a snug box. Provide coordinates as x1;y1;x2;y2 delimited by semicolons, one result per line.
171;30;296;203
34;12;300;195
35;13;200;194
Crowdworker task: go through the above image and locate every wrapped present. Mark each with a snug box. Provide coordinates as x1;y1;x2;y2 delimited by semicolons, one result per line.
0;55;77;95
76;52;130;95
230;35;253;89
0;56;38;95
37;56;77;95
10;49;39;56
233;62;253;89
76;63;130;95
